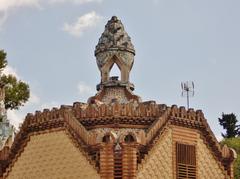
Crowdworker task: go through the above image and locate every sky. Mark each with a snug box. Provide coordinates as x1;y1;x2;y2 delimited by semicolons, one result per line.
0;0;240;140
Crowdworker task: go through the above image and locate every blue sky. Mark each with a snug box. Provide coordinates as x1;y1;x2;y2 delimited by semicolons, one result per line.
0;0;240;140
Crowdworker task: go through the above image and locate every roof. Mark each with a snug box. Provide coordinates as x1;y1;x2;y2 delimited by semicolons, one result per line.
0;101;236;176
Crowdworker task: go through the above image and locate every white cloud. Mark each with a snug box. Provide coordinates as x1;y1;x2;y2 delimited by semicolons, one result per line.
7;110;25;128
49;0;102;4
27;92;40;105
0;1;103;28
0;0;39;27
2;65;20;79
77;81;95;100
0;0;39;11
63;11;102;37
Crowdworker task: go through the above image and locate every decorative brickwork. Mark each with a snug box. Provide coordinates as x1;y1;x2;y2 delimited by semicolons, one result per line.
137;129;173;179
101;87;129;104
172;126;198;178
197;135;228;179
121;143;137;179
5;130;100;179
100;143;114;179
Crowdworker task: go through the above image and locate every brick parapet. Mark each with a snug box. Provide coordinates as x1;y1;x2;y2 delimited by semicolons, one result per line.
72;101;164;119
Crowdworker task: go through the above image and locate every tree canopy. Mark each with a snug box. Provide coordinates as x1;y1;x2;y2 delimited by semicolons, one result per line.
0;50;7;71
0;50;30;110
218;113;240;138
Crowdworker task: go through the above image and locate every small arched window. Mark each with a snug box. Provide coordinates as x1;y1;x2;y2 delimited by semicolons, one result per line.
102;134;111;143
124;134;135;143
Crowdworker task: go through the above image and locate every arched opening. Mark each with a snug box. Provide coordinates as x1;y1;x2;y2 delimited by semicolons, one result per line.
124;134;135;143
102;134;112;143
109;63;121;81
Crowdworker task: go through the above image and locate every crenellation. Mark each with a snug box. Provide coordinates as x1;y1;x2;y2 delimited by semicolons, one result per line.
71;102;168;120
52;107;58;111
187;108;195;120
179;106;187;118
170;104;178;117
34;110;41;118
43;109;50;113
26;113;33;119
196;109;204;120
60;105;72;110
167;104;208;123
73;101;81;108
25;113;34;125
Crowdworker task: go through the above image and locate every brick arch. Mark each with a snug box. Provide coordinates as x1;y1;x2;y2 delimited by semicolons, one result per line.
97;131;117;143
118;132;139;143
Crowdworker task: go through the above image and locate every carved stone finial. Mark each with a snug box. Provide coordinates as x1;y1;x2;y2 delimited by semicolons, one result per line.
95;16;135;91
88;16;141;104
95;16;135;55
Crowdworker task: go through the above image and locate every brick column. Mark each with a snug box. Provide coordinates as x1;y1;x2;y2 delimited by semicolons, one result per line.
100;143;114;179
121;143;138;179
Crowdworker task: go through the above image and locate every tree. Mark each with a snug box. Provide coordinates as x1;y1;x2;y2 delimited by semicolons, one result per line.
0;50;30;110
0;50;7;70
218;113;240;138
221;137;240;179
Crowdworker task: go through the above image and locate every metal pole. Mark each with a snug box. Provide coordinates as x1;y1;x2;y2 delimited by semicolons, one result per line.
187;90;189;109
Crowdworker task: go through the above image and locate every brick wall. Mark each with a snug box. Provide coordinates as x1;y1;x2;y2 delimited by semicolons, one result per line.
5;130;100;179
197;136;227;179
137;129;173;179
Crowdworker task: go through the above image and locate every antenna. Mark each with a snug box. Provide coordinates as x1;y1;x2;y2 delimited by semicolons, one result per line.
181;81;194;109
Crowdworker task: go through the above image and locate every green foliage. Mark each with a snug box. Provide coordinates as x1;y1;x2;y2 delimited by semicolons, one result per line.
1;75;30;110
0;50;30;110
0;50;7;71
219;113;240;138
221;137;240;179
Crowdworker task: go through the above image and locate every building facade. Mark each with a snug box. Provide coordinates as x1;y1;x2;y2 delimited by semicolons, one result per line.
0;16;236;179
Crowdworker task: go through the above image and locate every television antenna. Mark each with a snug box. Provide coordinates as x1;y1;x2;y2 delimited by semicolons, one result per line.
181;81;194;109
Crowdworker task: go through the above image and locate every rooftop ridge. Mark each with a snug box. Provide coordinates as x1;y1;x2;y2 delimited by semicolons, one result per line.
21;102;207;124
